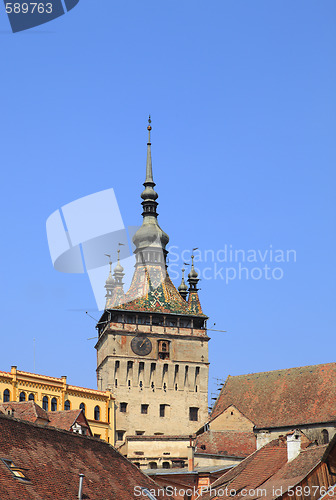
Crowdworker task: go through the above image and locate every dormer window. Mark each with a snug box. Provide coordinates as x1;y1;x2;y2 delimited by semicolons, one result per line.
158;340;170;360
1;459;29;481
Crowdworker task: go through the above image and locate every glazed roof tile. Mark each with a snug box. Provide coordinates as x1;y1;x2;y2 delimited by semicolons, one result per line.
107;264;206;317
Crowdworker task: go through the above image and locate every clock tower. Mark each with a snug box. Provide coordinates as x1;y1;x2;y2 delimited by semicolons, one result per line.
95;119;209;444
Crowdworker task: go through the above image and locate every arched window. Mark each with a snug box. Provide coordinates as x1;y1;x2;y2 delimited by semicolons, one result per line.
64;400;71;411
51;397;57;411
42;396;49;411
3;389;10;402
94;405;100;421
28;393;35;401
322;429;329;444
19;392;26;402
149;462;157;469
79;403;85;415
162;461;170;469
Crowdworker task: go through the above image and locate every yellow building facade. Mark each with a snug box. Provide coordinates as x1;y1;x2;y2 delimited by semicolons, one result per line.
0;366;115;444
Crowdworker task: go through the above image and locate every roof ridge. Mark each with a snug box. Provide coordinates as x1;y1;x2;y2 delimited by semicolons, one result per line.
227;362;336;379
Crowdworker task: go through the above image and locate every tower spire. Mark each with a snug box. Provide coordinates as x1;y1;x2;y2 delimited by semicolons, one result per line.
141;115;158;207
132;117;169;267
146;115;153;182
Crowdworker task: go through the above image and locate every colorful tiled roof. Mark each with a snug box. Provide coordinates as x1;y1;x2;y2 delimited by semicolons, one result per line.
0;413;170;500
211;362;336;428
202;437;329;500
196;430;256;458
107;264;206;317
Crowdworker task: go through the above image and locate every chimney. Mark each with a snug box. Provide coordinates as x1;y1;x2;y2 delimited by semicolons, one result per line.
287;430;301;462
187;435;195;472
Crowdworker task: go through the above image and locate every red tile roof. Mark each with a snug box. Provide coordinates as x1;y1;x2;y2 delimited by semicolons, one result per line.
0;401;49;423
46;409;91;433
211;362;336;428
0;402;92;435
202;437;328;500
0;413;170;499
196;430;256;458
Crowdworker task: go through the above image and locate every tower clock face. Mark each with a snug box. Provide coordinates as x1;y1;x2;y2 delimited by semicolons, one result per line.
131;336;152;356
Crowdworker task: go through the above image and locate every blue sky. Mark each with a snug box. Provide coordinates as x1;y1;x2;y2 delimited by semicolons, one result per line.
0;0;335;398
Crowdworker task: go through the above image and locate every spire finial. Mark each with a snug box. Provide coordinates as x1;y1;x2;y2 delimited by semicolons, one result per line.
104;254;112;274
147;115;152;144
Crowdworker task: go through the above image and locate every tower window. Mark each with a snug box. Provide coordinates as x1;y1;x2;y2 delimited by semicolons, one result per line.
149;462;157;469
19;392;26;402
189;407;199;421
94;405;100;421
79;402;85;415
28;393;35;402
3;389;10;402
158;341;170;360
120;402;128;413
322;429;329;444
64;400;71;411
162;461;170;469
160;404;169;417
42;396;49;411
51;398;57;412
141;404;149;414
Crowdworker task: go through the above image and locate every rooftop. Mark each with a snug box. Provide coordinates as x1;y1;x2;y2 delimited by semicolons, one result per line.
211;362;336;428
196;430;256;459
0;413;169;499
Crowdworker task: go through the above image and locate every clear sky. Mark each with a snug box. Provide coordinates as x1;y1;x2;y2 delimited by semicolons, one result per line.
0;0;335;399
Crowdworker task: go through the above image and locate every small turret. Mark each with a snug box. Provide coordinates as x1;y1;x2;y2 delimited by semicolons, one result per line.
178;268;188;300
113;249;125;286
187;254;203;314
104;256;115;302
